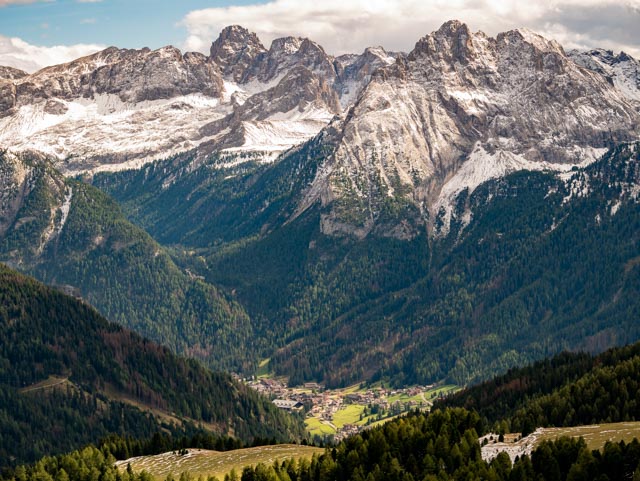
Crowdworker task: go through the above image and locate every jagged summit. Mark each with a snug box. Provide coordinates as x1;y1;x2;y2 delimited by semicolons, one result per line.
209;25;266;82
410;20;487;64
0;19;639;212
291;20;640;238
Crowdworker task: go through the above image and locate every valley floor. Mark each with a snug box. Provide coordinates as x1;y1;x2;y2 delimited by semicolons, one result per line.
246;377;459;441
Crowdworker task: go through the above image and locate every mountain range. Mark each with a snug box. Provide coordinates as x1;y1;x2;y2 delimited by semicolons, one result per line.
0;20;639;388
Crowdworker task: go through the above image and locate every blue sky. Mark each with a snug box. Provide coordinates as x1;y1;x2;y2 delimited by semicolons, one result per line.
0;1;266;50
1;0;639;73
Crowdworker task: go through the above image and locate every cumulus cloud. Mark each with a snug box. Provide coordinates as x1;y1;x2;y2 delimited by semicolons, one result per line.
0;34;104;72
180;0;640;58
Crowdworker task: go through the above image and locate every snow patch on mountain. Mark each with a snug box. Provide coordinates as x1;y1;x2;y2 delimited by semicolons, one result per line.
433;144;606;235
0;92;232;174
570;49;640;104
230;118;329;153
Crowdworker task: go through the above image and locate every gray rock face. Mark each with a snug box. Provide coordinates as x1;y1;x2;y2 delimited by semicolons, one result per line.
12;46;223;106
200;65;342;150
0;81;16;114
569;48;640;104
210;25;267;82
0;65;28;80
0;24;396;172
293;20;640;238
0;67;22;115
208;28;387;107
1;19;639;232
334;47;400;107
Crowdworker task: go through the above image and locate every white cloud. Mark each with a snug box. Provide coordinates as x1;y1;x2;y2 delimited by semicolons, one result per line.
0;0;59;6
0;0;50;6
180;0;640;58
80;17;96;24
0;34;104;72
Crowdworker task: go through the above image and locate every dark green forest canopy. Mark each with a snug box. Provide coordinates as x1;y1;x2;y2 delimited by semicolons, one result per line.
0;264;304;466
4;409;640;481
439;341;640;435
95;142;640;387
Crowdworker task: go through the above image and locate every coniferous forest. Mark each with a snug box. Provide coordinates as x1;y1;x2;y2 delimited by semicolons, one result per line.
0;264;304;465
3;409;640;481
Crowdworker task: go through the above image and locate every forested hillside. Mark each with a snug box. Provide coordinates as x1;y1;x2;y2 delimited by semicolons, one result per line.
0;264;304;465
4;409;640;481
96;139;640;387
440;341;640;436
0;150;256;373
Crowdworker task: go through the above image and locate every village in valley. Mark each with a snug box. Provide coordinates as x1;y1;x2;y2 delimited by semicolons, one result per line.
244;375;459;442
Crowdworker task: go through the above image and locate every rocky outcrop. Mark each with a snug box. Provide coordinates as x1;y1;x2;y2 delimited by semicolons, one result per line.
334;47;400;107
13;46;224;105
0;26;377;172
1;20;639;221
569;48;640;105
0;65;28;80
210;25;267;82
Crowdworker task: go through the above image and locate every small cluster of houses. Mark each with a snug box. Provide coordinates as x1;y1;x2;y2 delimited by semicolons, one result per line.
335;424;360;441
247;378;288;398
246;377;436;441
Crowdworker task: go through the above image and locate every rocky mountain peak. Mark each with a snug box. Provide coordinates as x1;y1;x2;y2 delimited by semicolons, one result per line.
436;19;471;38
0;65;28;80
409;19;490;65
362;46;394;62
618;51;634;62
210;25;267;81
2;19;639;207
292;20;640;239
11;45;224;106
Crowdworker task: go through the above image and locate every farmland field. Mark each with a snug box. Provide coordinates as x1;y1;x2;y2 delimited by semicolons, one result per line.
304;417;335;436
116;445;324;481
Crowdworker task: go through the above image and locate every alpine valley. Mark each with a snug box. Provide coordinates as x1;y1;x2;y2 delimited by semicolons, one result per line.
1;19;639;396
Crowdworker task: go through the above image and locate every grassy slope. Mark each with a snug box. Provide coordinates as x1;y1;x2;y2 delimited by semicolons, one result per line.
118;446;324;481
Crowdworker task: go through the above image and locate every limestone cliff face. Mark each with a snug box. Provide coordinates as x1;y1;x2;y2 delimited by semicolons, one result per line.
11;46;224;106
0;25;381;173
293;21;640;238
569;48;640;105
